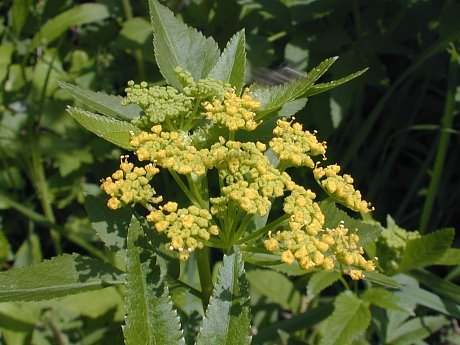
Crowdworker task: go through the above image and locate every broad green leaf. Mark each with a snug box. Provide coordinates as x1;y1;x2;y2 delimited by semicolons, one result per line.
410;269;460;304
250;56;338;118
59;82;142;121
66;107;141;150
398;227;454;272
307;270;340;300
320;200;382;246
0;254;124;302
196;246;251;345
209;30;246;94
148;0;220;89
396;285;460;319
247;269;301;312
11;0;31;35
362;288;406;311
0;44;14;84
31;4;110;48
124;216;184;345
320;291;371;345
115;17;154;61
303;68;368;97
253;304;333;344
433;248;460;265
386;315;449;345
363;271;401;288
85;194;132;261
13;233;42;268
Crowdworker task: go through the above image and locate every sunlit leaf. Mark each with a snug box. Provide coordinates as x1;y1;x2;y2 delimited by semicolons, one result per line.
0;254;124;302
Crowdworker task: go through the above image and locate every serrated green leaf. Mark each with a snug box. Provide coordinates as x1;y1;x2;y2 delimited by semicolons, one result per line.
66;107;141;150
85;194;132;261
124;216;184;345
320;200;382;246
386;315;449;345
396;285;460;319
399;228;454;272
362;288;405;311
0;254;124;302
209;30;246;94
433;248;460;265
196;246;251;345
307;270;340;300
247;269;301;312
59;82;142;121
303;68;368;97
363;271;401;288
250;57;337;118
321;291;371;345
31;4;110;48
148;0;220;89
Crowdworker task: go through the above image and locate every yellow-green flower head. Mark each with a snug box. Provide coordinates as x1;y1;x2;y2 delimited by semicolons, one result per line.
220;181;271;216
130;125;213;176
283;185;324;235
263;222;375;279
270;118;327;168
313;164;371;213
122;80;193;128
203;88;261;131
100;155;162;209
146;202;219;260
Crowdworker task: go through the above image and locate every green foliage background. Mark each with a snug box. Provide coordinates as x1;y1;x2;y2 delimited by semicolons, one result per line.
0;0;459;344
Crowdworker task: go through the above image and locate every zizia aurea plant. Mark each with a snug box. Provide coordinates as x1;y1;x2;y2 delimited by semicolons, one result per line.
0;1;386;344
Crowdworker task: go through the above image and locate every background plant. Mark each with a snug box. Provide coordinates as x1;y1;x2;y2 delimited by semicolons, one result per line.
0;0;459;344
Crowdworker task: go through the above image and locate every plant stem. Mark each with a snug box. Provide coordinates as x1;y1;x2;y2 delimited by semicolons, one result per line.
419;45;458;234
196;248;213;311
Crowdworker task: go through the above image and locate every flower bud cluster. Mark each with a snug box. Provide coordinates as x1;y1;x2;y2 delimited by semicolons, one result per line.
270;119;327;168
122;81;193;128
101;156;162;209
203;88;261;131
175;67;231;101
130;125;213;176
264;221;375;280
146;202;219;260
313;164;371;213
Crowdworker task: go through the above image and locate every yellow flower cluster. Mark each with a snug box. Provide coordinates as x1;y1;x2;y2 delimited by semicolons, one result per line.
130;125;213;176
209;140;295;216
146;202;219;260
283;185;325;236
264;222;375;280
269;119;327;168
203;88;261;131
101;156;162;209
313;164;371;213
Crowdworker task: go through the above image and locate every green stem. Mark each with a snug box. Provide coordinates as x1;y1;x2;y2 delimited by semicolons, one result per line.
121;0;145;80
233;213;253;243
168;170;199;206
419;45;458;234
196;248;213;311
238;213;289;244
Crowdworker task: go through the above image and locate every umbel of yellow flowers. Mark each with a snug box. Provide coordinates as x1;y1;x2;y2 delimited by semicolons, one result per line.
101;68;375;279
